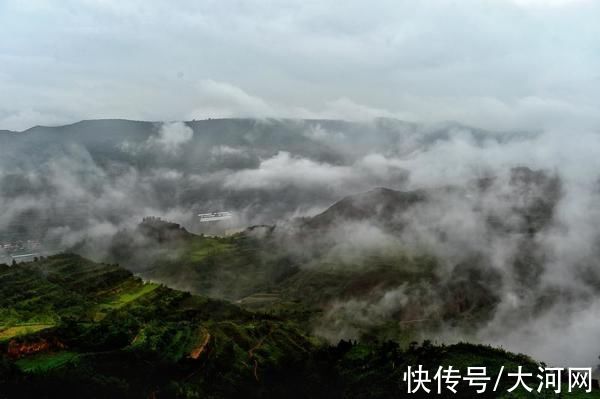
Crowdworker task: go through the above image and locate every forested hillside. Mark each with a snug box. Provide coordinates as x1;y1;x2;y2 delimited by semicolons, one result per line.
0;254;573;398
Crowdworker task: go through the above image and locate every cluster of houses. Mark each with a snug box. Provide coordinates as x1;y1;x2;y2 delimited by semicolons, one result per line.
0;239;42;265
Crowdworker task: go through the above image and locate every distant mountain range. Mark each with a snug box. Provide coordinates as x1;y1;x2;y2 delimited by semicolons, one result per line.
0;118;538;243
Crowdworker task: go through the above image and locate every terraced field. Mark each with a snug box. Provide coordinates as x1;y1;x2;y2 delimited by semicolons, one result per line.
1;253;597;398
92;281;160;321
0;324;55;342
15;351;80;373
0;254;321;397
187;238;235;262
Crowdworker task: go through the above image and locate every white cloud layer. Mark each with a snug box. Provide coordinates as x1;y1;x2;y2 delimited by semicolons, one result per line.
151;122;194;154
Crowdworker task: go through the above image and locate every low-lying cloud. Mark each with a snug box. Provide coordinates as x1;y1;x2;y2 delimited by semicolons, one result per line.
2;118;600;368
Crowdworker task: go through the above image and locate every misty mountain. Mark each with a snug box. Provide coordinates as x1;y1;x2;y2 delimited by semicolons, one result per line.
76;169;559;346
0;117;535;244
5;0;600;396
302;187;427;231
61;159;579;359
3;117;600;369
303;167;560;235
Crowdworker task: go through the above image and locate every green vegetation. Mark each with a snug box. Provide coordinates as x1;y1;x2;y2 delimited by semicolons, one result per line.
92;281;160;320
0;324;55;342
15;351;79;373
0;252;596;398
110;222;496;346
105;281;160;307
187;238;235;262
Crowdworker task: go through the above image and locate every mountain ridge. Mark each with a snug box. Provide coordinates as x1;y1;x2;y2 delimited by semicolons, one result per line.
0;116;532;137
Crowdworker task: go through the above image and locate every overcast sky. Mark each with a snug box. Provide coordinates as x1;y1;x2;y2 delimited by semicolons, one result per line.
1;0;599;131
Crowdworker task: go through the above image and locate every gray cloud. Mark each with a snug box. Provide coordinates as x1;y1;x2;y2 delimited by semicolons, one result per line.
1;0;599;130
